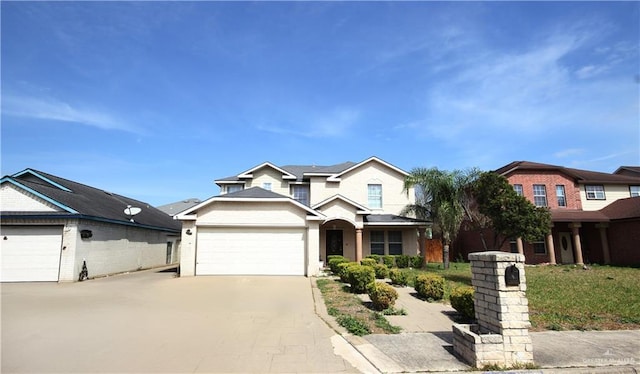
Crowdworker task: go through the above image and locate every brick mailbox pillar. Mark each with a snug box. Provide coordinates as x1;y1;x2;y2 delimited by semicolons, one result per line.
452;251;534;368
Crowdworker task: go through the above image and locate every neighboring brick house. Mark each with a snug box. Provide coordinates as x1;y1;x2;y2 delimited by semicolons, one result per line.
1;169;181;282
176;156;431;277
454;161;640;266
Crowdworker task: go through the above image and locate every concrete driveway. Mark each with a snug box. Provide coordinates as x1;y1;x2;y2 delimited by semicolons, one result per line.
1;269;360;373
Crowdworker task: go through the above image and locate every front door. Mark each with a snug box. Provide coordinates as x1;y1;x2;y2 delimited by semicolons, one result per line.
326;230;343;257
559;232;574;264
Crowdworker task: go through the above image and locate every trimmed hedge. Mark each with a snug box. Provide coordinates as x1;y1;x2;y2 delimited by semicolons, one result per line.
366;254;382;264
395;255;410;268
337;262;358;283
373;264;390;279
450;286;475;320
383;255;395;268
328;257;348;274
347;265;375;294
414;273;445;300
389;268;408;286
368;282;398;311
360;258;377;267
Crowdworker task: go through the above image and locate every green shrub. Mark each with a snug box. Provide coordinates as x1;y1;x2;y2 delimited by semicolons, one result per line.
337;262;358;283
383;255;395;268
373;264;390;279
450;286;475;320
389;268;408;286
360;258;377;267
366;254;382;264
414;273;445;300
328;257;348;274
395;255;410;268
347;265;375;294
368;282;399;311
410;256;424;269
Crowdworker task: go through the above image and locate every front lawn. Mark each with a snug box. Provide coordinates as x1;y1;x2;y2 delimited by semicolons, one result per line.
398;263;640;331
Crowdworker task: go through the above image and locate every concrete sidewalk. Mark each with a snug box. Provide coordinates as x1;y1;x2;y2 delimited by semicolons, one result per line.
313;278;640;374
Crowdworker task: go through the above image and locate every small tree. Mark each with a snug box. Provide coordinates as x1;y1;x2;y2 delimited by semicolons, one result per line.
473;172;552;249
403;167;480;269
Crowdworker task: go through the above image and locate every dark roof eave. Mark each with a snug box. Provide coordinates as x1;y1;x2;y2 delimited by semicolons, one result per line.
0;213;180;233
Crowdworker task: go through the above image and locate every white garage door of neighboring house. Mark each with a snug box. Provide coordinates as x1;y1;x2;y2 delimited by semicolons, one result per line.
1;226;63;282
196;227;305;276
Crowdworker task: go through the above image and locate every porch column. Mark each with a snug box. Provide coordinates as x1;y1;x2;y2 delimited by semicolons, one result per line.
569;223;584;265
355;228;363;263
596;223;611;265
516;237;524;255
546;232;556;265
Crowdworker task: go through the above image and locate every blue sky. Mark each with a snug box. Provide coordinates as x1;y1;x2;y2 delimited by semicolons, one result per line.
2;1;639;206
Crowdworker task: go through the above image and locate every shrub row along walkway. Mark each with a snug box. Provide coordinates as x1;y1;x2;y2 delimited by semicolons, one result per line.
315;279;640;373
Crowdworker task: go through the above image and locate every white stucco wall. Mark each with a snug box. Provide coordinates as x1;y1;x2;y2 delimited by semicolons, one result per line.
244;167;291;196
0;184;60;212
310;161;414;215
195;201;308;227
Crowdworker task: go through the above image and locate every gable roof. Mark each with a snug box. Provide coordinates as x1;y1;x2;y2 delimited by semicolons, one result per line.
215;157;409;185
157;198;202;216
496;161;640;185
176;187;325;219
1;169;180;232
312;194;372;214
614;166;640;177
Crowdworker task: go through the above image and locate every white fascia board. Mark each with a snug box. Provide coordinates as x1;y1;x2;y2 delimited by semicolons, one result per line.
312;194;371;213
178;195;325;219
237;162;297;180
327;156;409;182
176;214;197;221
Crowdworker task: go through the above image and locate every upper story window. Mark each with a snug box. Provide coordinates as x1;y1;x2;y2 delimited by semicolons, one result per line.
533;184;547;207
513;184;524;196
368;184;382;209
630;186;640;197
291;185;310;206
262;182;272;191
585;185;605;200
556;185;566;207
225;185;243;194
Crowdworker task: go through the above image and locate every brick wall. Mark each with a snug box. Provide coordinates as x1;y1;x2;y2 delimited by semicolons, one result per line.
506;171;581;210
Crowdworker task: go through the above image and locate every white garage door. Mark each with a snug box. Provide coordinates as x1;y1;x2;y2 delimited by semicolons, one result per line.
196;227;305;276
1;226;63;282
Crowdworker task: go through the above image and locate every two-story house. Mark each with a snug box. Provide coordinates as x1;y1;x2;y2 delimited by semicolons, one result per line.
455;161;640;266
176;157;430;277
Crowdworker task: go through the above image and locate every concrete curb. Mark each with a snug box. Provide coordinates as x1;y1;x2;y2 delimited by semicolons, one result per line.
427;366;639;374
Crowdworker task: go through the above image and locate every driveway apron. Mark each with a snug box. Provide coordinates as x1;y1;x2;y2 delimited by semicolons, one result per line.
1;270;359;373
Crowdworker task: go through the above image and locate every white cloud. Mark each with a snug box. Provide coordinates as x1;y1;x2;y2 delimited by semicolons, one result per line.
554;148;585;158
2;95;143;134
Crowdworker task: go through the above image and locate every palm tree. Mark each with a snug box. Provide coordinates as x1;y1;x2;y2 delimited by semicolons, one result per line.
403;167;479;269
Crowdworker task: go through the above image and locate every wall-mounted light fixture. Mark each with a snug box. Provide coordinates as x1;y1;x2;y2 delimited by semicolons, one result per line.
186;229;192;235
80;230;93;239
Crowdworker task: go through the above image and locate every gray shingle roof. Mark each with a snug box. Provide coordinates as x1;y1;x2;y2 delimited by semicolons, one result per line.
2;169;181;232
218;162;357;183
157;198;202;216
364;214;429;224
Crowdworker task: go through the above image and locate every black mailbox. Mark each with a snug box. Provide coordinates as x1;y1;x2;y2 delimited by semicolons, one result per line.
505;264;520;286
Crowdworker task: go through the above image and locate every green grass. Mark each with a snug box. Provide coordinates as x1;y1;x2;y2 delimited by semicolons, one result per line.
395;263;640;331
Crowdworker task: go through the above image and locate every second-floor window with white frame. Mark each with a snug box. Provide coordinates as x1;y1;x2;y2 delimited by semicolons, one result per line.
226;185;243;194
533;184;547;207
262;182;272;191
630;186;640;197
291;185;310;206
585;185;605;200
368;184;382;209
556;185;566;207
